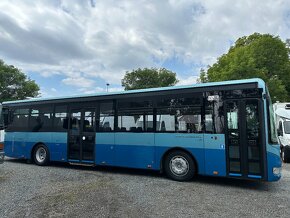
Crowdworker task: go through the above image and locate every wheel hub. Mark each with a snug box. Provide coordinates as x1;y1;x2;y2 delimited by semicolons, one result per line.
170;156;189;176
36;147;46;163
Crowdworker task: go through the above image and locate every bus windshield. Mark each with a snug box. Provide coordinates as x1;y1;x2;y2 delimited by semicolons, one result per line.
267;92;278;143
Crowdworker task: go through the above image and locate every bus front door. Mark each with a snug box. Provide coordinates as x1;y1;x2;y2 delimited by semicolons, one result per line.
225;99;265;179
68;108;95;163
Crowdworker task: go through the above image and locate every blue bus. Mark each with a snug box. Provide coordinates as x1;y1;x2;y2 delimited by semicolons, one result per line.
0;78;282;181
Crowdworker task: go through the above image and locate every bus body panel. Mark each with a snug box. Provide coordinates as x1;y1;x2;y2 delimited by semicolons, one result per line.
95;132;115;165
204;134;226;177
266;145;282;181
4;132;67;161
50;132;67;162
154;133;205;174
114;133;155;169
5;132;28;158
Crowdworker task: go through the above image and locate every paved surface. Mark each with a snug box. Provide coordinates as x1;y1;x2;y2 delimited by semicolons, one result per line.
0;158;290;218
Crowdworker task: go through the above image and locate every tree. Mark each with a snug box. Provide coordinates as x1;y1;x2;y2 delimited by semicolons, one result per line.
197;68;208;83
0;59;40;102
121;68;179;90
200;33;290;101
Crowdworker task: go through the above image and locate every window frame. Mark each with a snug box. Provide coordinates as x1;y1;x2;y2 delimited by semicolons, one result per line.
155;93;203;134
97;100;115;132
29;104;54;132
52;104;68;132
116;98;154;133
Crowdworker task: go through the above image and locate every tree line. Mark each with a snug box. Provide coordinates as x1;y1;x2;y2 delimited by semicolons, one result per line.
0;60;39;102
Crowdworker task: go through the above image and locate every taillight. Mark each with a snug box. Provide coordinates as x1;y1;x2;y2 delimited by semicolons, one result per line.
0;143;4;150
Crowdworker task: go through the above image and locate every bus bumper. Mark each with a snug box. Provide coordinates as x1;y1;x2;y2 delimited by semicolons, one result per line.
0;151;4;164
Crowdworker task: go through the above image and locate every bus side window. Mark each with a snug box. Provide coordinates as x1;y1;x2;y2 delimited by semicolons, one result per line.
206;91;224;134
117;99;153;132
7;108;29;132
156;94;202;133
156;112;175;132
177;108;202;133
205;112;213;133
30;109;41;132
156;107;202;133
98;102;114;132
54;106;68;132
28;105;54;132
117;111;153;132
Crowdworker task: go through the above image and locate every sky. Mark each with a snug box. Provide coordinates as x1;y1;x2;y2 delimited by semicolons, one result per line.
0;0;290;98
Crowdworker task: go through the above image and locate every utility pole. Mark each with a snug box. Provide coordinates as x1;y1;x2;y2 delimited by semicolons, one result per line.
106;83;110;92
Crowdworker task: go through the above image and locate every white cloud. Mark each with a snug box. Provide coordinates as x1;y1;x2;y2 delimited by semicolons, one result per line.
78;86;124;94
177;76;199;86
62;76;95;88
0;0;290;92
108;87;124;93
78;87;104;94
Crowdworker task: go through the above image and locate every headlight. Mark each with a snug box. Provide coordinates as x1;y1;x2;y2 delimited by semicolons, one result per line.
273;167;281;176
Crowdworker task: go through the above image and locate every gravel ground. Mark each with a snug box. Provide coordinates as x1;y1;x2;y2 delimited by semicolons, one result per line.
0;158;290;218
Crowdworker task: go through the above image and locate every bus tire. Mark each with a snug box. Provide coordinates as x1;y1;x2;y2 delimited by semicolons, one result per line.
33;144;50;166
282;146;290;163
164;150;196;181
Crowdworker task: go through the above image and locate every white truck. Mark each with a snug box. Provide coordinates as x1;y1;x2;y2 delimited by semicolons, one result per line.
274;102;290;163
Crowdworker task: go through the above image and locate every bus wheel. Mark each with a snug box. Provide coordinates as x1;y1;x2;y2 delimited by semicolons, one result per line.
164;150;196;181
33;144;50;166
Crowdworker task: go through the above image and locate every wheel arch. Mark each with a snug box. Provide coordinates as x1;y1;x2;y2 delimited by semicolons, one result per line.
160;147;198;174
